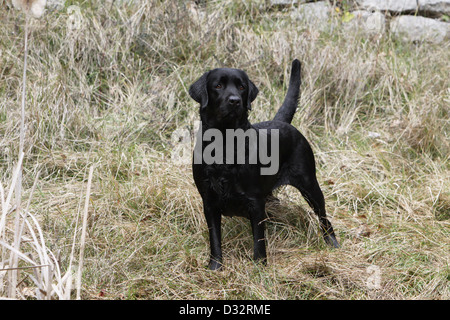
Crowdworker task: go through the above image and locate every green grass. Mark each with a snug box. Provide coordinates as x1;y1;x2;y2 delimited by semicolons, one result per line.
0;0;449;299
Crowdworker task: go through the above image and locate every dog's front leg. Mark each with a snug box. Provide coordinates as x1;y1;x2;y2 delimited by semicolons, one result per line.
204;202;223;270
249;199;267;265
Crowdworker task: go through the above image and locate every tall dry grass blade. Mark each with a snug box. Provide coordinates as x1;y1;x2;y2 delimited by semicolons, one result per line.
0;153;23;298
14;170;42;265
0;239;37;266
46;265;53;300
23;210;56;296
25;170;41;213
17;209;69;299
9;9;30;298
0;152;24;237
18;12;28;167
65;178;84;300
76;165;94;300
8;170;44;297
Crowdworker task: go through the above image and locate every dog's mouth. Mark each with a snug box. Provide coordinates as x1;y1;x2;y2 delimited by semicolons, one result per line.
218;105;244;119
219;110;235;119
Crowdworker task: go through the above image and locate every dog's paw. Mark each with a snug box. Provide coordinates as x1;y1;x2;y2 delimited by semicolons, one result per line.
324;234;340;249
208;259;223;271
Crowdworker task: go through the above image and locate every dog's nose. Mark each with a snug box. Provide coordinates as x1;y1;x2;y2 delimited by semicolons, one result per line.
228;96;241;106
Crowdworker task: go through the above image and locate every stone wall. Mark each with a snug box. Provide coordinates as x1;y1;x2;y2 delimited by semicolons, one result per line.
270;0;450;43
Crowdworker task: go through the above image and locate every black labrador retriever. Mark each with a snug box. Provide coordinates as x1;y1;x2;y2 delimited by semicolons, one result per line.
189;59;339;270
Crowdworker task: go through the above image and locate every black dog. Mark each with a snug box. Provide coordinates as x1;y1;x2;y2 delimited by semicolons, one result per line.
189;59;339;270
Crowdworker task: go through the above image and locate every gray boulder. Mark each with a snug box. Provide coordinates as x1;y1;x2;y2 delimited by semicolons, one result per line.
291;1;332;29
344;10;386;36
268;0;300;7
390;15;450;43
46;0;65;11
356;0;417;13
418;0;450;16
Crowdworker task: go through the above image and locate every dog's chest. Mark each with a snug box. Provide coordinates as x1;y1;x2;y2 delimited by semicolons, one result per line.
204;164;245;197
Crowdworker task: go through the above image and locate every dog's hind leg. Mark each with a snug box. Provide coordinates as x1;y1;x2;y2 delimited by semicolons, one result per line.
249;199;268;264
291;176;340;248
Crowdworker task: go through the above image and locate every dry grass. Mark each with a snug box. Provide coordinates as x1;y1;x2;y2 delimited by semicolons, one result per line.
0;0;449;299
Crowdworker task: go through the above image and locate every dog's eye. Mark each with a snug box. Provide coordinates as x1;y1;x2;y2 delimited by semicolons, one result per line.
238;85;245;91
215;84;222;89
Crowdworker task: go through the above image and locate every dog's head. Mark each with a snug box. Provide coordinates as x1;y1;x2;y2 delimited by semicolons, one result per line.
189;68;258;125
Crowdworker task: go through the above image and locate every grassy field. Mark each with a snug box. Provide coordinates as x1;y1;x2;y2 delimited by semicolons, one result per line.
0;0;449;299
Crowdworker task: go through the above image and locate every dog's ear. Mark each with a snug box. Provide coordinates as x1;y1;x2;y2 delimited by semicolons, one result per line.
189;71;209;109
246;79;259;111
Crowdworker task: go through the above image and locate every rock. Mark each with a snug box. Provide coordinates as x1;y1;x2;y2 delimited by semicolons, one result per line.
291;1;332;29
368;131;381;139
268;0;300;7
390;15;450;43
356;0;417;13
344;10;386;35
46;0;65;11
12;0;47;17
418;0;450;16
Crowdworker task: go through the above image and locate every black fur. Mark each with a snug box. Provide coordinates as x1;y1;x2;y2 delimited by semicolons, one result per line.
189;59;339;270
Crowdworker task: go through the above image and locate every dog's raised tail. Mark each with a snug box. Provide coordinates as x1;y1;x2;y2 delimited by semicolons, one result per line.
273;59;301;124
